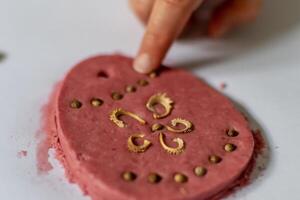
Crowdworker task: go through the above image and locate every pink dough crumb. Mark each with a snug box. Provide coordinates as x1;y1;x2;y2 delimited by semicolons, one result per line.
17;150;27;158
36;82;62;174
220;82;227;90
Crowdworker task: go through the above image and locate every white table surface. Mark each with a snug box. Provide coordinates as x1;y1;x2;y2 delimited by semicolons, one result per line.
0;0;299;199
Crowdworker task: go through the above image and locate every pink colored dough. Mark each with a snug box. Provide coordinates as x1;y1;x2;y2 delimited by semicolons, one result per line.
48;55;255;200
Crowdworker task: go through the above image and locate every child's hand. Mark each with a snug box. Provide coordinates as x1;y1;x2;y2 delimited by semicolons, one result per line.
130;0;262;73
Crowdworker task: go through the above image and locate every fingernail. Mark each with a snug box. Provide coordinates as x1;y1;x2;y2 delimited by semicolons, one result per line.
133;54;151;74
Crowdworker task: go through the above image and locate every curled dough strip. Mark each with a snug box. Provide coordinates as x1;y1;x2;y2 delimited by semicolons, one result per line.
146;93;174;119
166;118;193;133
110;108;146;128
159;132;185;155
128;134;151;153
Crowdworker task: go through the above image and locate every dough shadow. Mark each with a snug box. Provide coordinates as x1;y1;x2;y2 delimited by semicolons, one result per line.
230;97;272;191
176;0;300;69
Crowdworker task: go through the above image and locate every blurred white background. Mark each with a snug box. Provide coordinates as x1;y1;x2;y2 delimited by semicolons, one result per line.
0;0;299;199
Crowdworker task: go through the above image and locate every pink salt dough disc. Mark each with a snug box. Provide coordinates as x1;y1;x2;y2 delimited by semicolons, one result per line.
52;55;254;200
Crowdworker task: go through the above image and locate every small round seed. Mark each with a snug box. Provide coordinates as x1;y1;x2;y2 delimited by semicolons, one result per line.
209;155;222;164
224;143;237;152
125;85;136;93
151;123;164;132
174;173;188;183
111;92;123;100
122;171;136;182
70;99;82;109
90;98;103;107
227;129;239;137
194;166;207;177
149;72;157;78
137;79;149;86
148;173;162;184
